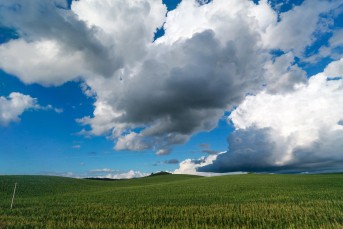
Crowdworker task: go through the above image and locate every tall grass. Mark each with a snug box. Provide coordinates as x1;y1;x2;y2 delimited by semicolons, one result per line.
1;173;343;228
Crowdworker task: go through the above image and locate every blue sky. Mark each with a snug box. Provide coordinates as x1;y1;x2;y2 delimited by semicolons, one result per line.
1;0;343;178
0;67;232;176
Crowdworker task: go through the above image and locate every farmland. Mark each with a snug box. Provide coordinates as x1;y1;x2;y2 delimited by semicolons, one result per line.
1;173;343;228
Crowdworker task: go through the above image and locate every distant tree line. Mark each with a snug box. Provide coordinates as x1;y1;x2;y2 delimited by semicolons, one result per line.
149;171;171;177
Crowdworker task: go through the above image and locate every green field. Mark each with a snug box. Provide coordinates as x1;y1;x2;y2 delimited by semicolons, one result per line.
1;173;343;228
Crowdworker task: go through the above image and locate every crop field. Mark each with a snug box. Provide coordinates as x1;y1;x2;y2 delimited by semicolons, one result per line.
1;173;343;228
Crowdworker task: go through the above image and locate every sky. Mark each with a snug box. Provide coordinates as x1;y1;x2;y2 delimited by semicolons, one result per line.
0;0;343;179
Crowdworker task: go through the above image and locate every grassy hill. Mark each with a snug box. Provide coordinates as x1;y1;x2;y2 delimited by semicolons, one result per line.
1;173;343;228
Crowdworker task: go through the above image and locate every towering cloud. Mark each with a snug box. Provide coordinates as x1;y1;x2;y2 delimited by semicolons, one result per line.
197;59;343;174
74;0;271;154
0;0;342;163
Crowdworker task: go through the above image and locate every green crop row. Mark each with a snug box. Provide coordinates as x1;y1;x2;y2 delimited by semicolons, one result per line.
0;173;343;228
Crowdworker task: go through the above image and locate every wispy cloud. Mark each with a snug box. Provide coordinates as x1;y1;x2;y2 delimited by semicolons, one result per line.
198;143;210;149
88;168;125;174
39;171;74;177
152;159;180;166
54;108;63;113
197;143;219;155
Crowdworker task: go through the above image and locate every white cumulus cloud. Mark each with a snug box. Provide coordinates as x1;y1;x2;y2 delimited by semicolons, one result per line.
0;0;342;157
197;58;343;173
99;170;148;179
0;39;87;86
173;153;245;176
0;92;60;125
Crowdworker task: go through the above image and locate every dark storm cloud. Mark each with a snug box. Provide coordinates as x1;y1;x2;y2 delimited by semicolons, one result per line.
1;0;272;155
197;126;343;174
107;29;266;153
114;30;263;131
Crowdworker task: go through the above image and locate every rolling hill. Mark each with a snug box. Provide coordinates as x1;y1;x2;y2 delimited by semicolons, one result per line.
1;173;343;228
